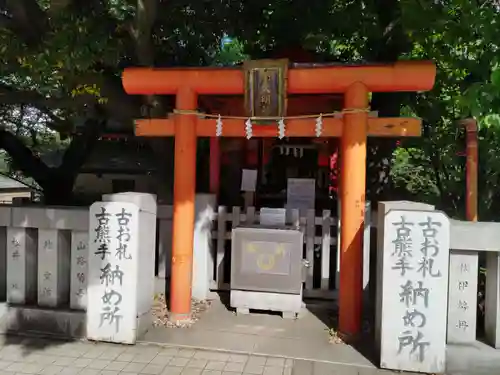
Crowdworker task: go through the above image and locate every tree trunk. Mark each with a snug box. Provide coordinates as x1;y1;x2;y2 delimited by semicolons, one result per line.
42;172;76;205
0;114;104;205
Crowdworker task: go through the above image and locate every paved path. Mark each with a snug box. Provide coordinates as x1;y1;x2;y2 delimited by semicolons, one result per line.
0;335;417;375
0;335;294;375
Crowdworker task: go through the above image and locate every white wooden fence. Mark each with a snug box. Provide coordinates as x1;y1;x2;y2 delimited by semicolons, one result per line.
212;206;339;298
157;199;373;300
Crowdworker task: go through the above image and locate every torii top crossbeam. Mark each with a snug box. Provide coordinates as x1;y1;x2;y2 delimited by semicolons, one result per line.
121;60;436;336
123;61;435;94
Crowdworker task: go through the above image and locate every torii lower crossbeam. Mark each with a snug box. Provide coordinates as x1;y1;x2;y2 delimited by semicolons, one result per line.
134;117;422;138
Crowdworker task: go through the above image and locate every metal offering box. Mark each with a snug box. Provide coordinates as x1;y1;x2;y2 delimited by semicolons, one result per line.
230;224;305;317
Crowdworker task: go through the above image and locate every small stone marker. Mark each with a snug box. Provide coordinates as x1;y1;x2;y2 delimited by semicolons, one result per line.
70;231;89;310
378;209;450;374
37;229;71;307
447;250;478;344
87;201;140;344
6;228;37;304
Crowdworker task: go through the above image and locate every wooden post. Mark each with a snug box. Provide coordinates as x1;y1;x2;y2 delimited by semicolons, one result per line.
243;191;254;209
339;82;368;336
209;137;221;195
329;140;339;197
461;118;478;222
169;87;197;322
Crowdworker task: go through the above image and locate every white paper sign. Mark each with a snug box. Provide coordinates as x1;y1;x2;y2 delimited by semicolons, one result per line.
87;201;140;344
287;178;315;210
379;209;450;374
241;169;257;192
260;208;286;226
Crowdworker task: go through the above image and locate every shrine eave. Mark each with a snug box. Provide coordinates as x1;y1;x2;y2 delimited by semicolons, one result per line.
122;60;436;96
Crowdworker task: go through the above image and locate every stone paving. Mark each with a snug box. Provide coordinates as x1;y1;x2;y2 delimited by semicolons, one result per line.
0;336;294;375
0;334;437;375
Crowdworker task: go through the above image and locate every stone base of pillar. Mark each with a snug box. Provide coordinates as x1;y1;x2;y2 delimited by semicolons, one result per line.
168;312;193;326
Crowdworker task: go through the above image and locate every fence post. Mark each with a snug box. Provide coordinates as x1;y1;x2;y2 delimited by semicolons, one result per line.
305;210;315;291
6;227;37;305
37;229;71;307
363;201;371;301
447;250;478;344
321;210;331;290
336;200;371;295
70;231;89;310
157;205;173;284
192;194;216;301
486;252;500;348
216;206;227;288
0;206;10;302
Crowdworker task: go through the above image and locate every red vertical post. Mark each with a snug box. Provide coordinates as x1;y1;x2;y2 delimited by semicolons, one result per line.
461;118;478;221
339;82;368;337
169;87;197;322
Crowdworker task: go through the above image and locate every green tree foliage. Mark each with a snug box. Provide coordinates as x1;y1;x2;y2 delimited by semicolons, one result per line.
388;0;500;219
212;38;248;66
0;0;232;203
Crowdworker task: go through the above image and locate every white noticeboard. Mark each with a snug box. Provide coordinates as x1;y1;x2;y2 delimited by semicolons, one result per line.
87;201;140;344
379;209;450;374
260;208;286;226
241;169;258;192
287;178;315;211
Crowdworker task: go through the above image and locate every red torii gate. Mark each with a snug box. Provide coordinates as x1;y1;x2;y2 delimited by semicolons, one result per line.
122;61;436;336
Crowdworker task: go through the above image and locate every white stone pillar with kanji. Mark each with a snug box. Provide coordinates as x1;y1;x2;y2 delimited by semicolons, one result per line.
102;192;157;325
377;209;450;374
86;200;143;344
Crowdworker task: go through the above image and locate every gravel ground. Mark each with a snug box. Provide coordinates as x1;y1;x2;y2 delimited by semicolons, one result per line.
151;293;212;328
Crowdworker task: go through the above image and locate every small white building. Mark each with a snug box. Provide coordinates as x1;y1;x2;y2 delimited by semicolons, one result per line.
0;174;33;204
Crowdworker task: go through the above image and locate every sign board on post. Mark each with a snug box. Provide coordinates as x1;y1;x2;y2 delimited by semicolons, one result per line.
286;178;315;213
378;209;450;374
260;208;286;226
87;201;140;344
